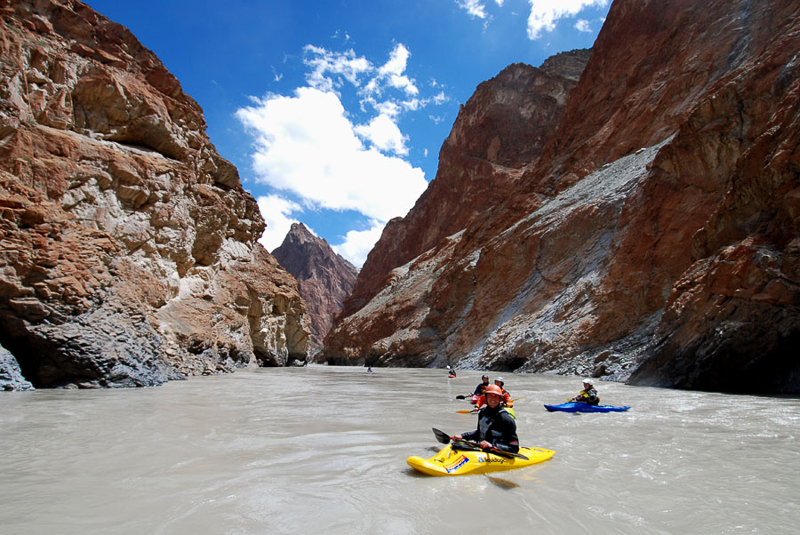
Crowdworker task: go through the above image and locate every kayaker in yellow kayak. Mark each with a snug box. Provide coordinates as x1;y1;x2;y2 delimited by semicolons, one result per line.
569;379;600;406
452;384;519;454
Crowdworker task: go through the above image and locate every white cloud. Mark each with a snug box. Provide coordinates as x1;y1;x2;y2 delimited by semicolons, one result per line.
355;114;409;155
237;87;427;224
303;45;372;92
526;0;609;39
361;43;419;100
256;194;302;252
239;43;446;267
380;44;409;77
374;100;402;119
432;91;448;105
457;0;488;19
332;220;385;268
456;0;608;39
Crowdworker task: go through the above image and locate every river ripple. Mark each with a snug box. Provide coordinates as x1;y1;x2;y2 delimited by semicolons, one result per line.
1;365;798;534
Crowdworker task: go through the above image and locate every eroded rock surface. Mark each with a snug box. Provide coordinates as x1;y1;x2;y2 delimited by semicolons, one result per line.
0;0;309;389
324;0;800;395
272;223;357;351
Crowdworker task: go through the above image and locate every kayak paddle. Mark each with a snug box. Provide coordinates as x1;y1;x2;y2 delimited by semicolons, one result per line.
431;428;528;460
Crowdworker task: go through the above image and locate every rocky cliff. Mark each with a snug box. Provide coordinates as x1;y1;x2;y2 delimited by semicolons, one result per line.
0;0;310;389
323;0;800;395
341;52;591;318
272;223;357;350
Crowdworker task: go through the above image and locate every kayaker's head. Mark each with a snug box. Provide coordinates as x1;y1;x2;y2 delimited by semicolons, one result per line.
484;384;503;408
494;377;504;388
481;374;489;384
583;379;593;388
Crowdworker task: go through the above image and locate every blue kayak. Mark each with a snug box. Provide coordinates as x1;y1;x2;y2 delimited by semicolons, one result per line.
544;402;630;413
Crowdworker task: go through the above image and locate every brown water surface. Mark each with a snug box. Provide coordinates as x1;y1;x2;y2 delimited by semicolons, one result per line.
1;365;798;534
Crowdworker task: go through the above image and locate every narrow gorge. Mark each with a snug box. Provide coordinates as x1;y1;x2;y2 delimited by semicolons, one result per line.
323;0;800;395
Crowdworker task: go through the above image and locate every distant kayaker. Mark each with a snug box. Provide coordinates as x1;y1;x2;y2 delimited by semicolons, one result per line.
470;383;487;405
453;384;519;454
447;366;456;377
569;379;600;405
494;377;514;407
473;388;486;409
472;374;490;396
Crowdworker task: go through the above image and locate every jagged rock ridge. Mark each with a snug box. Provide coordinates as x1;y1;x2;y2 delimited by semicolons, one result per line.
323;0;800;395
272;223;358;350
0;0;310;390
340;51;592;318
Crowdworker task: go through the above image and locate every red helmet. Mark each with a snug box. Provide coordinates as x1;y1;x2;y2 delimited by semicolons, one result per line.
484;384;504;397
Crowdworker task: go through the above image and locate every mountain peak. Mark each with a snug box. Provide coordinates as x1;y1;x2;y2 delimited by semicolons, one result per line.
273;223;358;349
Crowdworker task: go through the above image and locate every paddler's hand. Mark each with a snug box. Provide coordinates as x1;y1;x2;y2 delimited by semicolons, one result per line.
452;434;463;441
479;440;492;449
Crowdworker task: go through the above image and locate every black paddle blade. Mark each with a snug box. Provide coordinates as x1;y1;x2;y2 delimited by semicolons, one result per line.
455;395;467;399
432;427;452;444
488;448;528;460
451;440;482;452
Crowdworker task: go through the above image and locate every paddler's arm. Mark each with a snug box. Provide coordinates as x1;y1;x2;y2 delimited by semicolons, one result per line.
490;413;520;453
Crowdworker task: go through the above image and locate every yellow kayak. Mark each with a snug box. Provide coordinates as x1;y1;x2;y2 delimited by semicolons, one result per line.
407;444;555;476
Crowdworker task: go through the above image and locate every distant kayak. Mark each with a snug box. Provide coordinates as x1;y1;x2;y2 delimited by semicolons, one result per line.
407;444;554;476
544;402;630;413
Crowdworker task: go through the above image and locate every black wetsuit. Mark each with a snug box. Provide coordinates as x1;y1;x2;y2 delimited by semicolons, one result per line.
574;387;599;405
472;382;489;395
461;405;520;454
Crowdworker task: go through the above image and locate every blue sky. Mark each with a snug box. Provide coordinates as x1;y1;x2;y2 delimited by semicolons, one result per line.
83;0;611;267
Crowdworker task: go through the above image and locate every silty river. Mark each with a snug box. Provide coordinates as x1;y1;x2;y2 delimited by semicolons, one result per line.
1;365;798;534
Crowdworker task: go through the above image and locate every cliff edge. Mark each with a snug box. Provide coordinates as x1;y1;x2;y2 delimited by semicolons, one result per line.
0;0;310;389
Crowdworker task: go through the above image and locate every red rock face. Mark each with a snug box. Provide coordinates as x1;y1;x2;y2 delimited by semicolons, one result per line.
272;223;358;350
340;53;591;317
0;0;309;389
323;0;800;395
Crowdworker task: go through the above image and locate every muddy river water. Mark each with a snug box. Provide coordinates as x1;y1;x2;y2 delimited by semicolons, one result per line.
1;365;798;534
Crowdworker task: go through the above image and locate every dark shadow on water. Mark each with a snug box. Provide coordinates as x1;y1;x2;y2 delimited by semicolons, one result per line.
485;475;520;489
404;467;433;478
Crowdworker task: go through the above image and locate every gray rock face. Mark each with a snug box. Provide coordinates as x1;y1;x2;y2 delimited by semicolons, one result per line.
1;344;34;391
323;0;800;396
0;0;310;389
335;56;591;322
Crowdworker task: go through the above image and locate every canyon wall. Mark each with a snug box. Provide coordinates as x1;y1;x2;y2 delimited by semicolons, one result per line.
0;0;310;389
272;223;357;351
323;0;800;395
